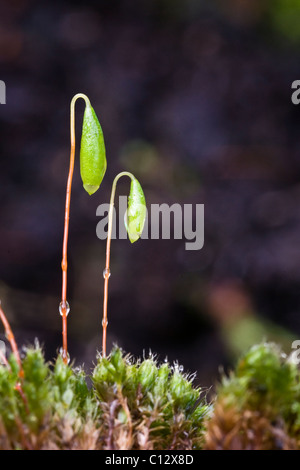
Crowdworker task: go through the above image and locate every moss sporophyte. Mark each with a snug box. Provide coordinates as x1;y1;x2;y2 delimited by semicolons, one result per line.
60;93;107;364
102;172;146;356
59;94;146;363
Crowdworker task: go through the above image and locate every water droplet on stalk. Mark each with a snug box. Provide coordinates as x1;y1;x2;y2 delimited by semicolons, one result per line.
59;301;70;317
103;268;111;279
59;347;70;364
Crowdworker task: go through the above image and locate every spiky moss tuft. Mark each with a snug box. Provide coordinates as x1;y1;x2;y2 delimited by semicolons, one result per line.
92;347;208;450
205;343;300;450
0;345;208;450
0;345;98;450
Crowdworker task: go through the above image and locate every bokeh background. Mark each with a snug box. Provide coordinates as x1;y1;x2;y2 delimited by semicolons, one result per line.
1;0;300;388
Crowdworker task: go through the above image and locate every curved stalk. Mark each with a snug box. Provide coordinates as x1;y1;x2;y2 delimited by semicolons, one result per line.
102;172;135;357
60;93;90;364
0;304;29;413
0;303;22;374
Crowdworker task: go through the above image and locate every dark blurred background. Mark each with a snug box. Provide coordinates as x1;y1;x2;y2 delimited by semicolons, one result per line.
1;0;300;387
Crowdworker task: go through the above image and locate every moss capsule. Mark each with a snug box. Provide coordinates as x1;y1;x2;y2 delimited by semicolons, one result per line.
125;177;146;243
80;103;107;195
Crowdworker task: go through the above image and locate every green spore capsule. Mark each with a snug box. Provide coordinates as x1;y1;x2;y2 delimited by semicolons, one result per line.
124;177;146;243
80;103;107;195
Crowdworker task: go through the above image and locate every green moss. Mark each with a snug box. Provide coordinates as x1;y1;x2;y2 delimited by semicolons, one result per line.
0;345;208;450
212;342;300;448
4;341;300;450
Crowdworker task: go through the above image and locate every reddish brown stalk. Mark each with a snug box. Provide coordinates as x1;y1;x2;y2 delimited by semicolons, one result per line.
102;201;113;357
101;197;115;356
102;267;110;357
0;303;23;376
60;93;90;364
0;303;28;412
0;348;28;412
102;172;134;357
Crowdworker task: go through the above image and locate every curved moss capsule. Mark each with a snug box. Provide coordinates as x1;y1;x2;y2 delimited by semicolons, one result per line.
80;102;107;195
124;177;146;243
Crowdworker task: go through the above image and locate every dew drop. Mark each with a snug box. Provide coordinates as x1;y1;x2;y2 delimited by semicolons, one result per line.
59;301;70;317
59;347;70;364
103;268;111;279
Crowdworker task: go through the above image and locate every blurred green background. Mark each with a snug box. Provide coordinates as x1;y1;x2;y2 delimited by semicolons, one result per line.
1;0;300;387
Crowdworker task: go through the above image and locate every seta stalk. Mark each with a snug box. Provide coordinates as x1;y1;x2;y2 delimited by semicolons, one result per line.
102;172;146;356
60;93;106;364
0;302;22;374
0;302;29;411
